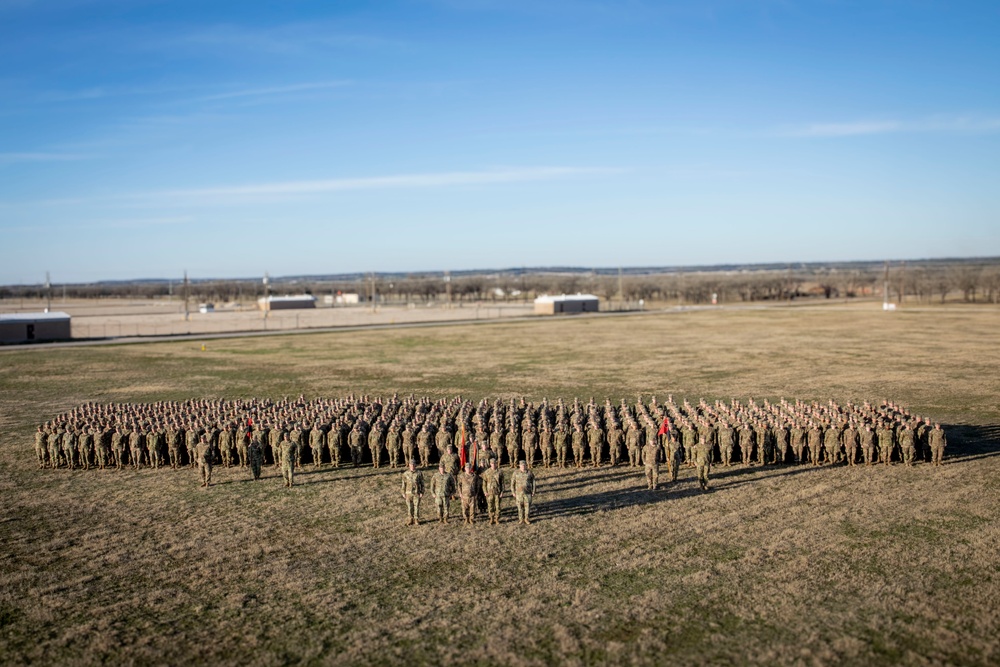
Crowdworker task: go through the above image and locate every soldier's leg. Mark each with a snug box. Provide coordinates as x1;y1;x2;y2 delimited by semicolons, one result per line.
651;466;658;491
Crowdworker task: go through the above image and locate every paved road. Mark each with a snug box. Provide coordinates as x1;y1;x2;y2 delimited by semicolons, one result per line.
1;299;923;352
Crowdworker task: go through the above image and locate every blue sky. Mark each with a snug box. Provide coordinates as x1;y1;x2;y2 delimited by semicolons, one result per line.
1;1;998;283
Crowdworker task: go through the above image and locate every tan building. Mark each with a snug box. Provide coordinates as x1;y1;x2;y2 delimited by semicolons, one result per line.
533;294;600;315
0;312;72;344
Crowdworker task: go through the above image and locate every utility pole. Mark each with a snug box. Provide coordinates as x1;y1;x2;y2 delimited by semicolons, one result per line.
183;270;190;321
883;261;890;310
899;260;907;304
617;267;623;303
263;272;270;321
444;270;452;307
369;273;377;313
44;271;51;312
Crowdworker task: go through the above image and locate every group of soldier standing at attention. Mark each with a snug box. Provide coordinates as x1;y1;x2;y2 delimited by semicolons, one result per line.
32;393;948;524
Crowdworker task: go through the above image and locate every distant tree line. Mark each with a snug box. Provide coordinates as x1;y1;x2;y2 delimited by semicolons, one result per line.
2;260;999;306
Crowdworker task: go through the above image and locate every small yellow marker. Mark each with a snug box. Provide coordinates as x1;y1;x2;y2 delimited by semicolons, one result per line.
201;344;206;351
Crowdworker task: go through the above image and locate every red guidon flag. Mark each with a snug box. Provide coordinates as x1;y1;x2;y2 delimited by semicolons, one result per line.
657;417;671;437
458;424;467;469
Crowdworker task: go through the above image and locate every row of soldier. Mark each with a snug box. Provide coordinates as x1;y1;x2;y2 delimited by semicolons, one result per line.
32;394;948;473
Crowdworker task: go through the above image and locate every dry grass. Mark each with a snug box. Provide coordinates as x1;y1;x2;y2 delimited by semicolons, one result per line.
1;303;999;666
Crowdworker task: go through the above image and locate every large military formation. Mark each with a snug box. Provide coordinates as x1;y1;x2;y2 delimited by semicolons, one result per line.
32;394;947;523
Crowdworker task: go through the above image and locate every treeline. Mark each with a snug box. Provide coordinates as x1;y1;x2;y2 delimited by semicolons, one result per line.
3;259;1000;305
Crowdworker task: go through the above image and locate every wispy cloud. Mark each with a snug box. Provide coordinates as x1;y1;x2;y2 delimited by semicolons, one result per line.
0;152;92;164
0;167;621;209
156;167;620;200
785;115;1000;137
199;80;352;102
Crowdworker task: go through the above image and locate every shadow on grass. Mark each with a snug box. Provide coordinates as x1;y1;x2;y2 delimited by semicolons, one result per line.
944;423;1000;461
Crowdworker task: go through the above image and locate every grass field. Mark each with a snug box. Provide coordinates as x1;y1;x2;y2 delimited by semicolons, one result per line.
1;304;998;666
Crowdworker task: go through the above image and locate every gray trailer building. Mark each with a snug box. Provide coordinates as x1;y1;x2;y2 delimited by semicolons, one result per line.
257;295;317;311
0;312;72;344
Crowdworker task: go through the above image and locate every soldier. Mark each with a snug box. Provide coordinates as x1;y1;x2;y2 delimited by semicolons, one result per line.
510;460;536;525
401;461;425;525
823;423;842;465
587;423;604;468
368;422;384;468
571;425;586;468
349;424;365;467
416;423;433;468
430;463;456;524
751;421;769;466
248;438;264;481
666;428;683;483
738;422;754;466
386;423;402;468
899;422;917;466
772;422;789;465
401;423;415;467
522;423;539;468
111;427;126;470
457;462;481;525
877;421;895;465
606;422;623;467
48;426;63;468
77;428;93;471
94;426;110;470
505;426;521;469
481;458;505;524
554;424;569;468
929;423;947;466
641;435;661;491
34;426;48;469
128;426;144;470
842;422;859;467
440;445;460;478
269;423;285;468
185;425;199;468
694;436;713;492
218;424;233;468
166;423;182;469
681;421;697;467
625;423;642;467
147;424;165;469
790;422;806;464
435;423;452;468
310;422;327;468
195;436;213;487
718;421;735;467
807;423;823;466
860;424;876;465
62;428;77;470
280;435;297;487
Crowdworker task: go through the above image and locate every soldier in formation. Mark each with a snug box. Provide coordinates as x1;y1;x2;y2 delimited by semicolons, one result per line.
33;396;949;501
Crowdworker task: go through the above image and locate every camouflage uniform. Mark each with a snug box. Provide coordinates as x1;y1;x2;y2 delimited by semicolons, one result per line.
457;467;481;524
280;437;297;487
929;425;947;466
196;439;213;487
248;439;264;480
430;467;456;523
694;438;713;491
510;464;536;524
718;424;735;467
401;466;425;525
481;464;505;524
641;440;661;490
